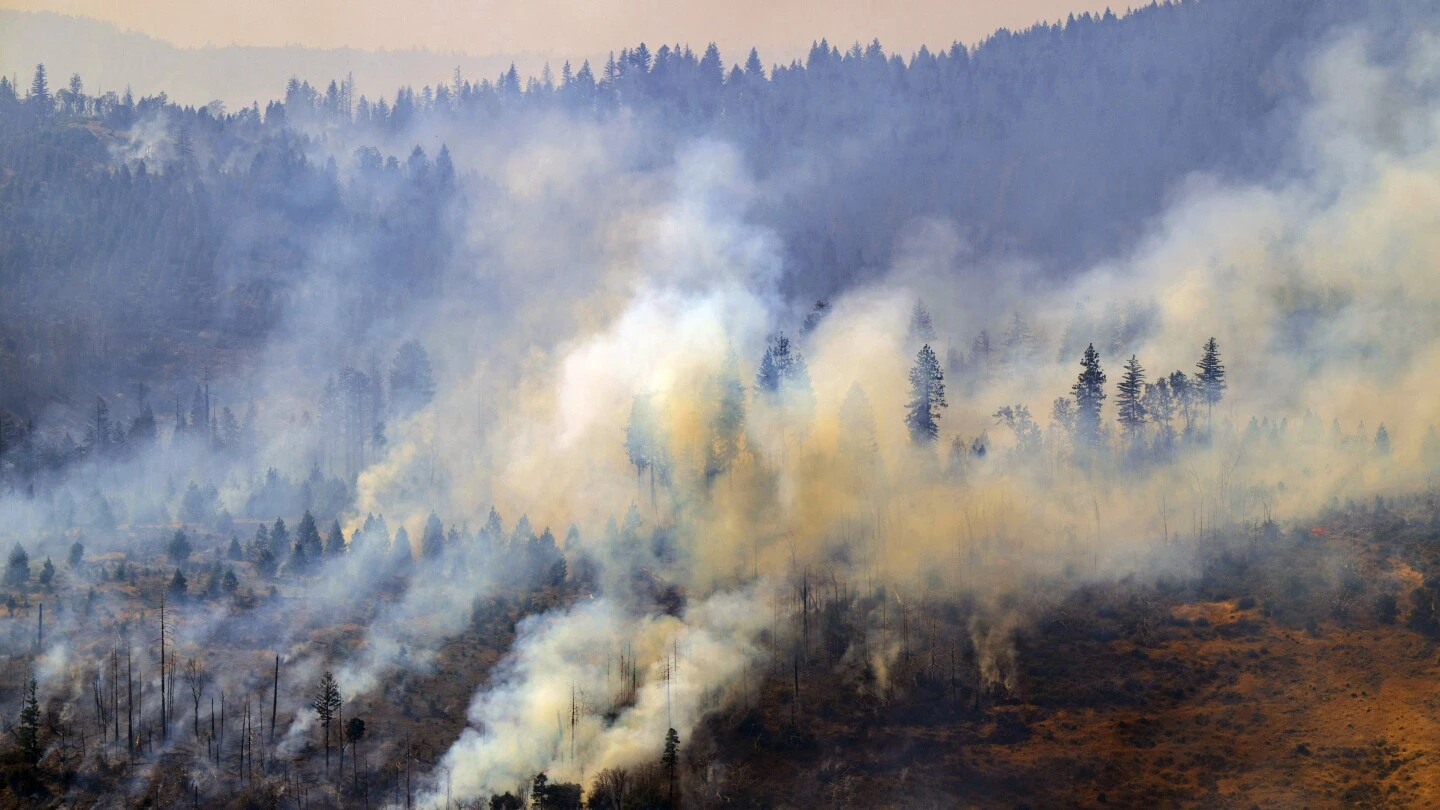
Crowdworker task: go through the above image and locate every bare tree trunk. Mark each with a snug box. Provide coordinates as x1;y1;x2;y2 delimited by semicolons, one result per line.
271;655;279;742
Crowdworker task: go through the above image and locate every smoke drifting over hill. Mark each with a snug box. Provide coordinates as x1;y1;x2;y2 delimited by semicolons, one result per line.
3;2;1440;807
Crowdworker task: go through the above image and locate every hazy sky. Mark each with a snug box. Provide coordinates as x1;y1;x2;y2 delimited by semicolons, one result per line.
0;0;1132;58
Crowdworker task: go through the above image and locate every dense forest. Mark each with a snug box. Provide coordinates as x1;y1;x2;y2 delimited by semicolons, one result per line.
0;0;1403;418
4;0;1440;807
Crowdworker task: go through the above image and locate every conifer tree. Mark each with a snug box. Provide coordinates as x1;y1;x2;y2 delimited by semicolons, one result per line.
6;542;30;586
905;344;947;445
270;518;289;560
27;64;50;113
1115;355;1148;441
324;520;346;556
705;348;747;483
392;526;412;567
421;511;445;559
908;301;936;343
313;671;342;774
167;529;192;563
296;511;323;559
1071;344;1107;448
1195;337;1226;425
17;677;40;765
662;727;681;805
168;568;188;596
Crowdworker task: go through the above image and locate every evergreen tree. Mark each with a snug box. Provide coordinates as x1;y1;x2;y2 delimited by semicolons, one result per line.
1375;423;1391;456
904;344;947;445
662;727;680;805
971;330;994;379
168;568;188;596
17;677;40;765
325;520;346;556
256;547;276;578
167;529;192;563
1115;355;1148;441
1195;337;1227;424
800;299;831;334
38;557;54;587
296;511;323;558
312;671;342;774
68;539;85;567
755;347;780;395
7;542;31;586
390;340;437;412
392;526;412;566
705;347;747;483
421;511;445;559
1071;344;1107;448
221;568;239;593
270;518;289;559
227;536;243;561
908;301;935;343
1002;311;1037;366
27;64;50;113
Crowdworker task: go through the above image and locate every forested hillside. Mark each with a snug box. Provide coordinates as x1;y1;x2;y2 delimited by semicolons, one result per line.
3;1;1440;807
0;0;1388;420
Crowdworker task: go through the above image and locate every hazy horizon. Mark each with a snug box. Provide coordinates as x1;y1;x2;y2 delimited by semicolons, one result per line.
0;1;1132;59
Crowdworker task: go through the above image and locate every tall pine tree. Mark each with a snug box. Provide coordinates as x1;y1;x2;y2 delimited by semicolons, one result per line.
1115;355;1148;441
1071;344;1107;448
905;344;947;445
1195;337;1226;428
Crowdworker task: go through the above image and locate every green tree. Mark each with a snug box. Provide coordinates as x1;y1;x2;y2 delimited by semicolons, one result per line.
1115;355;1148;442
296;511;323;558
1195;337;1226;427
167;529;192;564
221;568;239;593
390;340;436;412
324;520;346;556
17;677;40;765
313;671;342;774
270;518;289;559
908;301;935;343
662;727;681;805
227;536;243;561
904;344;947;445
5;543;29;587
392;526;412;567
1071;344;1107;448
38;557;55;587
27;64;50;113
68;540;84;567
168;568;188;596
421;512;445;559
705;348;747;483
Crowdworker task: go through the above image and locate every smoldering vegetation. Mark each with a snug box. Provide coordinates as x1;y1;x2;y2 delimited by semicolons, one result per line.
3;1;1440;808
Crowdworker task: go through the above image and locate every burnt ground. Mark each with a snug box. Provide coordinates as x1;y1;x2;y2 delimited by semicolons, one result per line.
6;496;1440;808
691;497;1440;809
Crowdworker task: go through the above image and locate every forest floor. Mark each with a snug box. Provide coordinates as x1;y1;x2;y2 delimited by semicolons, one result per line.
6;498;1440;808
696;498;1440;809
